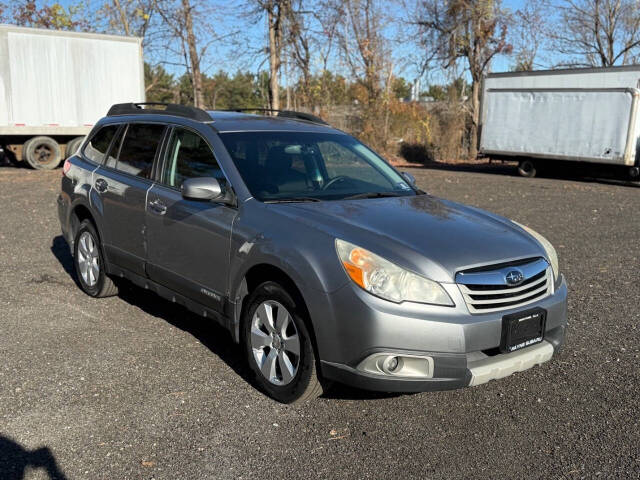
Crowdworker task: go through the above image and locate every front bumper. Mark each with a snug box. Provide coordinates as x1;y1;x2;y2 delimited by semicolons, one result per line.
314;275;568;392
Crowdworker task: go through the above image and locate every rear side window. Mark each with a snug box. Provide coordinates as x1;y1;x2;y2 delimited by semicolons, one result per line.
162;128;224;188
83;125;118;163
114;124;166;178
105;128;123;169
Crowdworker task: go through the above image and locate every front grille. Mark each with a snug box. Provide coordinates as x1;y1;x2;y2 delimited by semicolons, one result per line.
456;258;553;314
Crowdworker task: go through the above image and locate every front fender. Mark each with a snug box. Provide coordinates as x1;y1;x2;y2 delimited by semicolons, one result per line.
226;205;349;345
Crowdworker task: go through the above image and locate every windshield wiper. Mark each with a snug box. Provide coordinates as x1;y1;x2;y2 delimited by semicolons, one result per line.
264;197;322;203
343;192;404;200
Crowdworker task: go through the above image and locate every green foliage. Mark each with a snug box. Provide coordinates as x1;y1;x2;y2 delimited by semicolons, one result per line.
391;77;411;100
144;63;175;103
204;71;269;110
297;71;349;108
424;78;469;102
144;65;416;113
425;84;447;101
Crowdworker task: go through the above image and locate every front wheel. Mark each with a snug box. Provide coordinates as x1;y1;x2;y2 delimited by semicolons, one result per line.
73;220;118;298
242;281;323;403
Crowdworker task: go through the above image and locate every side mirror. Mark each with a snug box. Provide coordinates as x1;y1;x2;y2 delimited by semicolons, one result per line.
401;171;416;185
181;177;223;201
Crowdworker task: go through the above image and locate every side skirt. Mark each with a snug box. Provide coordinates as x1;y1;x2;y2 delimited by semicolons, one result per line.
106;261;235;335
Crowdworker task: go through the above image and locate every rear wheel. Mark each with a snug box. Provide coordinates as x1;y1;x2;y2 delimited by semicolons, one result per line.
23;136;62;170
65;136;85;159
242;281;323;403
517;159;537;178
73;220;118;298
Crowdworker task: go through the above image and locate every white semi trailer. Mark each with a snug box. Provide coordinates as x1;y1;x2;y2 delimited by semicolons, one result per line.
0;25;144;169
479;65;640;180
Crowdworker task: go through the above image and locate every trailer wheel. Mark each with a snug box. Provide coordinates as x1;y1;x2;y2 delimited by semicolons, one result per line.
517;159;537;178
65;136;85;160
24;136;62;170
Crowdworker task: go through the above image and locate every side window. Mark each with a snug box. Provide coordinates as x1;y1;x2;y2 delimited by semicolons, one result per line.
83;125;119;163
162;128;224;188
105;126;124;169
115;123;165;179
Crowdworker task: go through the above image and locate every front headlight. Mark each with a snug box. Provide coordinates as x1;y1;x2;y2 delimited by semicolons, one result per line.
335;239;454;306
513;221;559;281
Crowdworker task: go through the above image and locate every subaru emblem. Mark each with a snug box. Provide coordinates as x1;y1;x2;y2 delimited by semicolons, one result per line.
505;269;525;286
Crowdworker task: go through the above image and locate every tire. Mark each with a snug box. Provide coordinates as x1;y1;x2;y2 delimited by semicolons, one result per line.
242;281;323;403
73;220;118;298
23;136;62;170
65;136;85;159
517;159;537;178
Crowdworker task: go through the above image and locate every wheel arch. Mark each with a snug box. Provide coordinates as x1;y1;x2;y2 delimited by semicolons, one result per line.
68;201;104;252
231;263;319;360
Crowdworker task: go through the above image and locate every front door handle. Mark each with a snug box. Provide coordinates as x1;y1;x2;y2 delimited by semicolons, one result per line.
148;199;167;215
94;178;108;193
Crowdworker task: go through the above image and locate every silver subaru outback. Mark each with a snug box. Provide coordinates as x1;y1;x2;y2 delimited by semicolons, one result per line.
58;103;568;403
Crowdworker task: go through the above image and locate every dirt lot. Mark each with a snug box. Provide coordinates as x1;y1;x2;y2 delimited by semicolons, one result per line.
0;164;638;479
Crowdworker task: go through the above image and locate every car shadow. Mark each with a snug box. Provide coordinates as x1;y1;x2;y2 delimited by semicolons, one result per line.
50;235;402;401
0;435;68;480
51;235;76;280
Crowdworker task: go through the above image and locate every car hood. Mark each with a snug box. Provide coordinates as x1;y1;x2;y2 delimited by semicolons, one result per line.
274;195;546;283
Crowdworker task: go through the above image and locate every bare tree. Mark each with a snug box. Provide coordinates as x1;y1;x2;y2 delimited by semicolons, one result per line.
511;0;549;71
181;0;204;106
246;1;290;110
104;0;154;36
331;0;397;146
286;0;312;106
283;0;341;110
267;1;288;110
154;0;222;107
416;0;512;158
336;0;390;105
553;0;640;67
315;2;341;99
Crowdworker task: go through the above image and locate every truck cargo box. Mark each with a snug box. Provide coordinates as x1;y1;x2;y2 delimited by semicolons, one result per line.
479;66;640;177
0;24;144;136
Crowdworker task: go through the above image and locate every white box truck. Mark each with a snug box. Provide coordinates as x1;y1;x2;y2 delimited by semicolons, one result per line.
479;65;640;180
0;25;144;169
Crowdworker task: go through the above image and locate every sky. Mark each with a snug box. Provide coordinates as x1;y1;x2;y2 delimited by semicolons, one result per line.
21;0;550;86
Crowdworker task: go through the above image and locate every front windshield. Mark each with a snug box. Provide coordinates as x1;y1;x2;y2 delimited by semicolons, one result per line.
219;131;414;202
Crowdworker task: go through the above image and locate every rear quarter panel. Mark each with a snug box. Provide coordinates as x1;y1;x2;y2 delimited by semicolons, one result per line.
59;155;100;247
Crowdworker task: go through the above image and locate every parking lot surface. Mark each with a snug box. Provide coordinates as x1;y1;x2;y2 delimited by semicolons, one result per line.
0;165;638;479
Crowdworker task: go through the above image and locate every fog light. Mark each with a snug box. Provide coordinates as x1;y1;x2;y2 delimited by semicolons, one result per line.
383;356;400;373
357;352;434;378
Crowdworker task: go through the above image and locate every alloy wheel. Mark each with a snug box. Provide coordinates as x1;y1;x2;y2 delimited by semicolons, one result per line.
77;231;99;287
250;300;301;386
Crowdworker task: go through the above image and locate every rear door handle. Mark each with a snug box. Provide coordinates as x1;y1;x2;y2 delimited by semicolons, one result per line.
148;199;167;215
94;178;108;193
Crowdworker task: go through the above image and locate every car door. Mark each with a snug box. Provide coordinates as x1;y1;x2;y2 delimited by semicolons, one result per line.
92;122;167;276
145;126;237;313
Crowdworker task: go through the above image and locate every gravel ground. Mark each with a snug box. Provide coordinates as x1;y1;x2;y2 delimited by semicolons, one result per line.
0;164;638;480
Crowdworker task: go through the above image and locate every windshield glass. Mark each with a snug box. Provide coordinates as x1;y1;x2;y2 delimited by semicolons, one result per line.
219;131;414;201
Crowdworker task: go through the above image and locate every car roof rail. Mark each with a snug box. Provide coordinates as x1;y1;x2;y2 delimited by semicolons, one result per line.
107;103;212;122
225;108;329;125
